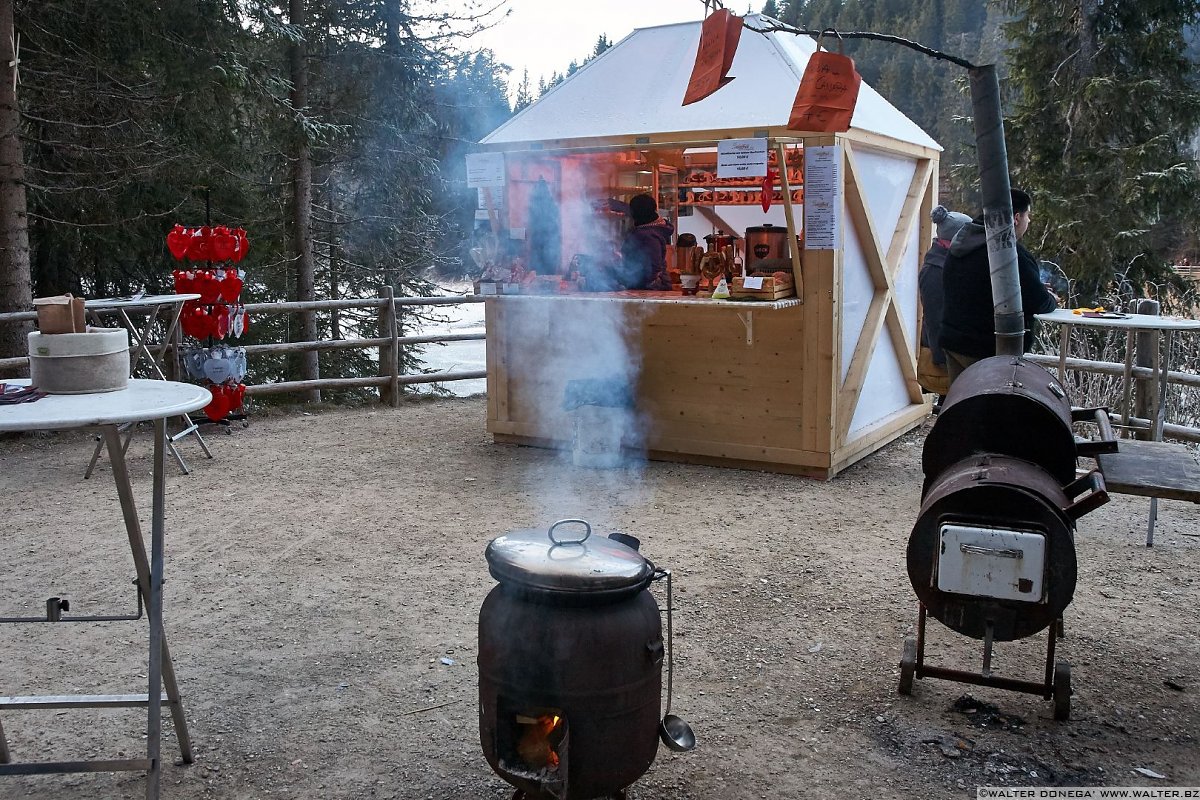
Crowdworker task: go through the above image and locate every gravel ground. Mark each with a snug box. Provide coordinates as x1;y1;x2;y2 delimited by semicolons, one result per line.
0;397;1197;799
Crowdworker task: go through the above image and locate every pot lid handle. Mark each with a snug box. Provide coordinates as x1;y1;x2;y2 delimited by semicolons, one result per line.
548;518;592;546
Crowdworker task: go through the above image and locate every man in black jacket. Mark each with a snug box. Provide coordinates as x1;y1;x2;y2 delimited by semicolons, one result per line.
939;188;1058;384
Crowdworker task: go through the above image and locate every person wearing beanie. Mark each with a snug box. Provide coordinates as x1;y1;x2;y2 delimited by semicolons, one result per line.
939;188;1058;384
918;205;972;397
616;193;674;291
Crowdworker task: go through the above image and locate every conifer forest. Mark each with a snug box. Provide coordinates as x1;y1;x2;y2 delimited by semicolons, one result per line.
1;0;1199;387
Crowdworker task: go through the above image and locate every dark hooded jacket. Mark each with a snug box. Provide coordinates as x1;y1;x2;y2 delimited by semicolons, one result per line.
939;220;1057;359
618;217;674;290
918;240;951;365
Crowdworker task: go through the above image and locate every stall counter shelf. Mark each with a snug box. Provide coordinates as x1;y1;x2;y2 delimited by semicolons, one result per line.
483;288;928;479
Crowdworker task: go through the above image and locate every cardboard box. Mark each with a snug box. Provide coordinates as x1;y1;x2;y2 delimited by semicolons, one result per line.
32;294;86;333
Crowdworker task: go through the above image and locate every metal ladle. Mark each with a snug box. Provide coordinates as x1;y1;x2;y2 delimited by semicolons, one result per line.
654;568;696;752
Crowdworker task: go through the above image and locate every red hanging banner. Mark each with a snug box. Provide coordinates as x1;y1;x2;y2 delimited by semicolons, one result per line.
787;31;862;133
682;9;743;106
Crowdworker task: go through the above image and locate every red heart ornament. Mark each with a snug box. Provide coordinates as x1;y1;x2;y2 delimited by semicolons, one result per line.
232;228;249;263
221;270;243;303
166;225;190;260
197;270;222;304
213;302;230;339
211;226;236;261
204;387;229;421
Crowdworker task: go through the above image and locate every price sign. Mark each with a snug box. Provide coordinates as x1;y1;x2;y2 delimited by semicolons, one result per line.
466;152;506;189
717;138;768;179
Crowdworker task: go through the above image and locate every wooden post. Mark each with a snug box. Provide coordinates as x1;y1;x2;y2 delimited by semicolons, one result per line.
1133;298;1160;440
378;286;399;407
774;141;805;300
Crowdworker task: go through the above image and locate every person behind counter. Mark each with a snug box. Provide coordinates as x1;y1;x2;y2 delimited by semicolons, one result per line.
939;187;1058;385
615;193;673;291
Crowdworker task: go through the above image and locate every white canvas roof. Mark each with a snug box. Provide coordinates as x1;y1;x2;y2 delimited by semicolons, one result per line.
481;14;940;151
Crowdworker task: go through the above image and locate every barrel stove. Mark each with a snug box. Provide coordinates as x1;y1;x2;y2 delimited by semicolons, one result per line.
901;356;1115;720
479;520;690;800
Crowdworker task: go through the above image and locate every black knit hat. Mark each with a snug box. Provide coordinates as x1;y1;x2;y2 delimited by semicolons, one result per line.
628;193;658;226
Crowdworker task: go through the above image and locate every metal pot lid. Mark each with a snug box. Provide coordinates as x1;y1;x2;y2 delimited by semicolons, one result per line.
485;519;655;593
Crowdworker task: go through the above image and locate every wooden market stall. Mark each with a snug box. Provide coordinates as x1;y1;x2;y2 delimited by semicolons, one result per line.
475;13;942;479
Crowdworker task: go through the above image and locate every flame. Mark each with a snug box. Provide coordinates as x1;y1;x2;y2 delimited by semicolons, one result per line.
516;714;562;770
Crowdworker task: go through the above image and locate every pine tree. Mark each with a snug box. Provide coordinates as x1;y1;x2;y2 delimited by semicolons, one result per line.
1003;0;1200;295
513;69;534;112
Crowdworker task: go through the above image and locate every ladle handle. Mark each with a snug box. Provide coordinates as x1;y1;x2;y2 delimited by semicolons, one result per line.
652;568;676;717
548;518;592;546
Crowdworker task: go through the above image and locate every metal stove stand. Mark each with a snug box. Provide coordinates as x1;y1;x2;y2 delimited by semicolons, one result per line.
899;604;1072;721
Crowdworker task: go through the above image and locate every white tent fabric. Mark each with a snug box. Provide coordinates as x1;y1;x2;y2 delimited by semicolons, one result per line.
481;14;940;151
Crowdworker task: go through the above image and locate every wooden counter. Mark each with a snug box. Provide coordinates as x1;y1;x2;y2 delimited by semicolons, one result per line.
485;289;929;479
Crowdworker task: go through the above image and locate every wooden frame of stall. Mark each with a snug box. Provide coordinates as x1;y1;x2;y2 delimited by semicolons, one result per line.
480;125;939;478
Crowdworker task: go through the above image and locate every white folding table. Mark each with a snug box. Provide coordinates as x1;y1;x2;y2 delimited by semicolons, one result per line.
0;379;210;799
82;294;212;477
1036;309;1200;544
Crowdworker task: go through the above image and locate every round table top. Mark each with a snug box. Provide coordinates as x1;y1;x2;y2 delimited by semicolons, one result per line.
1036;308;1200;331
0;379;211;432
86;293;201;310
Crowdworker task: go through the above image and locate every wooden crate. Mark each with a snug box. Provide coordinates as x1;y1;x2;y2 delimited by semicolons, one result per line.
731;274;795;300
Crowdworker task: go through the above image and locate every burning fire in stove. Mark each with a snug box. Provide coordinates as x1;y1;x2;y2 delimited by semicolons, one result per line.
515;713;563;770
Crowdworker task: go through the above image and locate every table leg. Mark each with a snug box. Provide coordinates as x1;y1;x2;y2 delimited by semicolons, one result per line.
0;715;9;763
147;418;165;800
102;425;194;798
1058;324;1070;384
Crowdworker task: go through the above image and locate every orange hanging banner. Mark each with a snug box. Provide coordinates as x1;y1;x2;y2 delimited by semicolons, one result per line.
787;31;862;133
682;9;743;106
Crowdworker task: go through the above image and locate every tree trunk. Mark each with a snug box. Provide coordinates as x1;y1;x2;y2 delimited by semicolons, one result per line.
0;0;32;369
289;0;321;402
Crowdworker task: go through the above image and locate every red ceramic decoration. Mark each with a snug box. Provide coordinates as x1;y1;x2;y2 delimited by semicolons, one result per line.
241;309;250;334
221;270;243;303
166;225;190;260
234;383;246;407
180;305;204;339
211;226;236;261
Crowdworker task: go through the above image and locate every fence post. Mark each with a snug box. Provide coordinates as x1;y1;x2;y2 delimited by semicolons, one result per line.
1133;298;1160;440
377;286;400;408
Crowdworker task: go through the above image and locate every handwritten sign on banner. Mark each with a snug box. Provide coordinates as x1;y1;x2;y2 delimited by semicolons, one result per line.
682;9;743;106
787;39;862;133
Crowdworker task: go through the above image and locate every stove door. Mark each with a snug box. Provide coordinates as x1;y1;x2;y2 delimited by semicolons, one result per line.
936;524;1046;602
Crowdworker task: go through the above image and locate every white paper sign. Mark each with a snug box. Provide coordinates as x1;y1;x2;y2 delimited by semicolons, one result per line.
742;276;764;290
803;145;841;250
466;152;506;189
717;138;769;179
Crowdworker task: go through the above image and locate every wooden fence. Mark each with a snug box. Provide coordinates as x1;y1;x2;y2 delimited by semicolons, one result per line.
2;291;1199;441
0;290;487;406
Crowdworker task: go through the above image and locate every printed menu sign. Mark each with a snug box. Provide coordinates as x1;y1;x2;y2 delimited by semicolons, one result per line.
803;145;841;250
717;138;768;179
465;152;506;189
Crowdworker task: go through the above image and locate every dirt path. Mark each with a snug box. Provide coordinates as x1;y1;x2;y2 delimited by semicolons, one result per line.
1;398;1197;799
